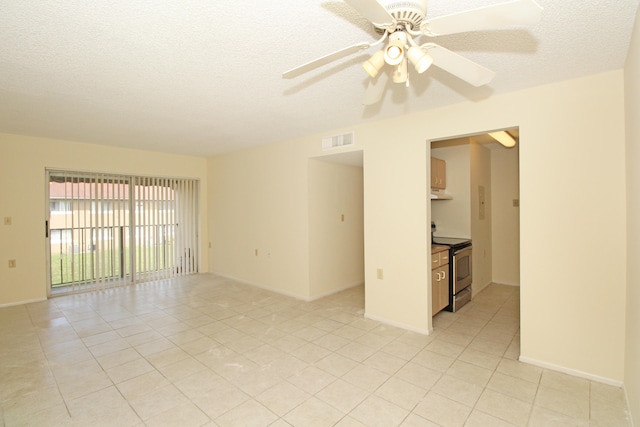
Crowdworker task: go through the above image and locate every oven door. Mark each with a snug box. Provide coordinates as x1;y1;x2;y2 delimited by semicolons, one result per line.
452;246;472;294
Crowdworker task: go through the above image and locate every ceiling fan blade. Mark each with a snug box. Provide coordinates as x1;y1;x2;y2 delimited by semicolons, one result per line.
344;0;396;28
421;0;543;36
426;44;496;86
282;42;371;79
363;70;389;105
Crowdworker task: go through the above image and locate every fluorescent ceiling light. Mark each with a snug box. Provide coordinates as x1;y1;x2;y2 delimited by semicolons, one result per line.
489;131;517;148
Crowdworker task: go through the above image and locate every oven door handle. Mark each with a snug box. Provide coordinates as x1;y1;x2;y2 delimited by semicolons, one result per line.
453;245;472;256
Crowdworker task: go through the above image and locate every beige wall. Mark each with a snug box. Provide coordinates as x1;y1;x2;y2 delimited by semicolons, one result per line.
207;139;312;299
625;3;640;423
308;159;364;299
470;140;492;294
368;73;625;380
491;146;520;286
514;73;626;383
208;71;627;383
0;133;208;307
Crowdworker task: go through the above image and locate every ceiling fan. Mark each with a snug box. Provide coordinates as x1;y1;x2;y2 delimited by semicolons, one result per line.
282;0;543;105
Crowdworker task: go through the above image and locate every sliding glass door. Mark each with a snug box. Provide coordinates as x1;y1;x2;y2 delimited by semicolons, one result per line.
46;171;199;294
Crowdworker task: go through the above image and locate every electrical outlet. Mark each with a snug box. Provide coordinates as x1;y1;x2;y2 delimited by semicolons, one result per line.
340;214;345;222
377;268;384;280
255;249;258;256
8;259;16;268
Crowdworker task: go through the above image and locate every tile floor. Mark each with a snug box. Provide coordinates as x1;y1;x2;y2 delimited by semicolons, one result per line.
0;275;631;426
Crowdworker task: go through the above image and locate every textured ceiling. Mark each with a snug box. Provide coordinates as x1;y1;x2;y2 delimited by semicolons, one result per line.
0;0;638;156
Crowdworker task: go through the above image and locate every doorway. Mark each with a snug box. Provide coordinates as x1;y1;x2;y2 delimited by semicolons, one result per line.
429;130;521;354
307;151;365;301
430;129;520;292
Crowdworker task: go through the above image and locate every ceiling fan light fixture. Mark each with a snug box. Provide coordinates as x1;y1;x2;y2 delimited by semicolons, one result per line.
363;50;386;78
489;131;517;148
385;45;404;65
407;46;433;73
384;31;407;66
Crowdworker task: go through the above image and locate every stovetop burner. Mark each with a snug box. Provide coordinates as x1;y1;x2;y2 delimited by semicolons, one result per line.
432;236;472;249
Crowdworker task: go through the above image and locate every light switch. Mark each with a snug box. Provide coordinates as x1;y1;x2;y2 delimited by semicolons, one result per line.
478;186;485;220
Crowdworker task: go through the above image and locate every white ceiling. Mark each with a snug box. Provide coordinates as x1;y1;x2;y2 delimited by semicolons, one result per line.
0;1;638;157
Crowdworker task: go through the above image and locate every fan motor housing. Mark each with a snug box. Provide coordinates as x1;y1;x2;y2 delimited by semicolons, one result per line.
377;0;427;29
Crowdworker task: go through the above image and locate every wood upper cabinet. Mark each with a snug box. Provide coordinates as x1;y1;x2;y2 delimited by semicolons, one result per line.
431;248;450;316
431;157;446;190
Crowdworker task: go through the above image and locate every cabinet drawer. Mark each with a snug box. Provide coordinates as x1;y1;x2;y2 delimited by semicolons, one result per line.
439;250;450;265
431;250;450;269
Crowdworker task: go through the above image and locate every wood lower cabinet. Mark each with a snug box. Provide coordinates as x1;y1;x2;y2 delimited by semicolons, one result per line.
431;247;450;316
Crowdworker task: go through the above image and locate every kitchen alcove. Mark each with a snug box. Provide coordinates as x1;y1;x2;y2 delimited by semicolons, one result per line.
428;129;521;339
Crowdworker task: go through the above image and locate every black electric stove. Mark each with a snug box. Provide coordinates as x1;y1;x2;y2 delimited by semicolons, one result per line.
432;236;472;250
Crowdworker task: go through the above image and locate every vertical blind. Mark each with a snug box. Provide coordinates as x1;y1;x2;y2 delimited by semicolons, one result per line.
47;170;199;294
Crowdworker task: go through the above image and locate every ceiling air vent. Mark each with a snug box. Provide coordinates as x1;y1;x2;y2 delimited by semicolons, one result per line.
322;132;355;151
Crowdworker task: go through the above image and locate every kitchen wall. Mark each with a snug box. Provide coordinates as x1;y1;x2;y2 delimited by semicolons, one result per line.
625;2;640;423
431;138;504;294
208;70;627;383
430;141;471;238
491;146;520;286
308;158;364;299
0;133;208;307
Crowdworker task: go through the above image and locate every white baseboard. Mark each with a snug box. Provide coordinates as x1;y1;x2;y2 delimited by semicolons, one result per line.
364;312;431;336
518;355;624;387
472;281;491;295
623;385;635;427
209;272;363;302
209;272;310;300
309;281;364;301
0;297;47;308
492;281;521;287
